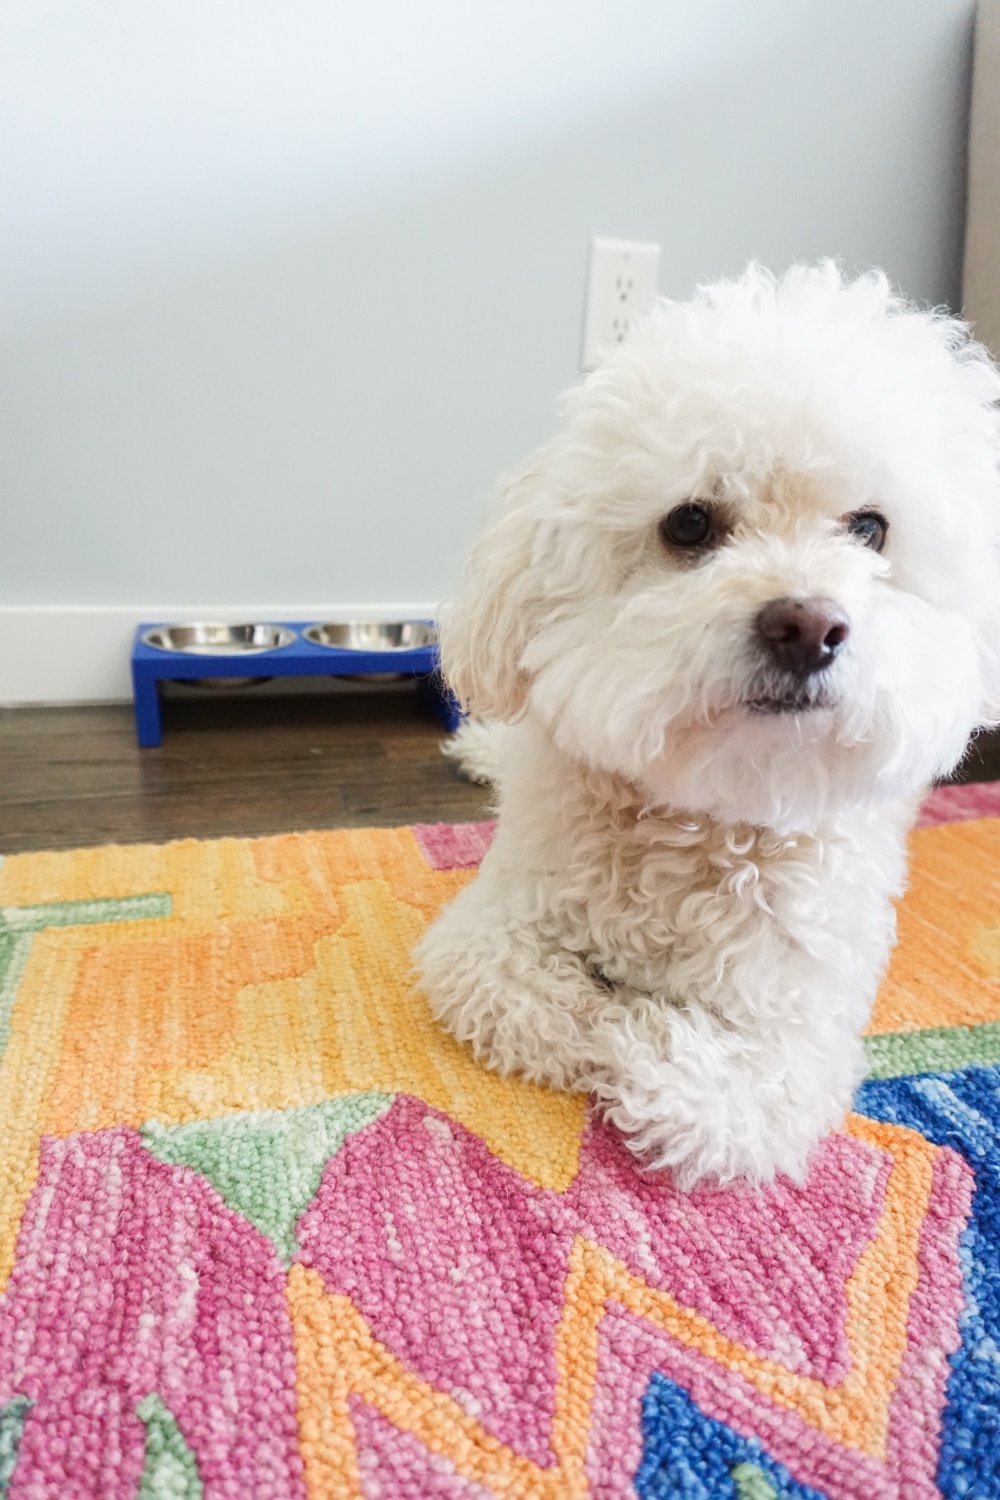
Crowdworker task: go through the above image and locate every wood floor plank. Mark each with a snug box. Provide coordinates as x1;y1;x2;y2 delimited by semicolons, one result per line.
0;690;996;856
0;690;484;853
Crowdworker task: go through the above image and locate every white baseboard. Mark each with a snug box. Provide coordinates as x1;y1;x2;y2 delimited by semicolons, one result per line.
0;603;437;705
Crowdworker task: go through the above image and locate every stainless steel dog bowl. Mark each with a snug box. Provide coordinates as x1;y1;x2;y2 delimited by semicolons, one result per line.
142;623;296;656
303;621;438;652
141;623;294;688
303;620;437;682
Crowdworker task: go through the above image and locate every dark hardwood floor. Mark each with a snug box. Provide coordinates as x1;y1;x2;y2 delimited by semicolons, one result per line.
2;683;999;855
0;683;489;854
958;726;1000;786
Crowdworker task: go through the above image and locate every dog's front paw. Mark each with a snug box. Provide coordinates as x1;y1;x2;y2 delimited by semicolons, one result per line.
586;1002;865;1189
597;1082;814;1189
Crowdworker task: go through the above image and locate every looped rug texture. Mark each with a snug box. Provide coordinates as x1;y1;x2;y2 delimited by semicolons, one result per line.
2;781;1000;1498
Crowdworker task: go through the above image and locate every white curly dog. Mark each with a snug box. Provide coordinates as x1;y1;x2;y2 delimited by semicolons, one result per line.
415;263;1000;1188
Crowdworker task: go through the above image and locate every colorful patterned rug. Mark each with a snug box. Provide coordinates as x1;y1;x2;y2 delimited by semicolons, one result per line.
2;783;1000;1498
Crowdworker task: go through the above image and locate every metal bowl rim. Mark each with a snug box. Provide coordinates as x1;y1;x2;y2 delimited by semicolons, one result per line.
303;620;437;653
141;623;297;656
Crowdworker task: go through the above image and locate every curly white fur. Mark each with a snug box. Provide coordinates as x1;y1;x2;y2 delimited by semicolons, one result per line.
415;263;1000;1189
440;718;500;785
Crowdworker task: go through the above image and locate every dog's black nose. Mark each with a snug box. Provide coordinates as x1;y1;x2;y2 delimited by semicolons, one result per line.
755;596;851;677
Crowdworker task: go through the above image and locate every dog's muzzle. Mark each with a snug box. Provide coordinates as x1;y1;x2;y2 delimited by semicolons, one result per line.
747;595;850;714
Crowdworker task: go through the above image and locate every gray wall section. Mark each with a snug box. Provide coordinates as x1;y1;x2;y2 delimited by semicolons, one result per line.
0;0;976;609
964;0;1000;354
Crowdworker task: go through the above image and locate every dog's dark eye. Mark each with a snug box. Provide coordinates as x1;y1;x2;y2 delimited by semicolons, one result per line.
846;509;888;553
659;503;713;548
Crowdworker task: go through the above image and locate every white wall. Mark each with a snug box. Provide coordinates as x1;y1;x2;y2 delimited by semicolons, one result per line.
0;0;977;699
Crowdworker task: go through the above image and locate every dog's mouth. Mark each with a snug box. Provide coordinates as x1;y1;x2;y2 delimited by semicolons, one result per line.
747;692;825;715
743;676;837;716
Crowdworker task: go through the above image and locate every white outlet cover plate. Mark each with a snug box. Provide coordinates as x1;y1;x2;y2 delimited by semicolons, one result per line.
581;237;661;370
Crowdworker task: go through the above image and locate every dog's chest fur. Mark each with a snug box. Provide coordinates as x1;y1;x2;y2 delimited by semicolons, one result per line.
494;719;910;1026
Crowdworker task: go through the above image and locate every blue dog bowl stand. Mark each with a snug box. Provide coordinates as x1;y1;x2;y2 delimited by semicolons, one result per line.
130;622;461;748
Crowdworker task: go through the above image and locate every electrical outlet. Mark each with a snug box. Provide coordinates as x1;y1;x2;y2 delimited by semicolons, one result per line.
580;237;661;370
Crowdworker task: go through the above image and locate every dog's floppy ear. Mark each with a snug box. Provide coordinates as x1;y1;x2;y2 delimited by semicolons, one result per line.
439;467;548;722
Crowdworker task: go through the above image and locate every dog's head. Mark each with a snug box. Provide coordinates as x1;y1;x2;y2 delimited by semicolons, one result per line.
444;264;1000;832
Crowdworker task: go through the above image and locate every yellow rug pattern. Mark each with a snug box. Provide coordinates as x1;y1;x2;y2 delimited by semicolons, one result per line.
0;808;997;1498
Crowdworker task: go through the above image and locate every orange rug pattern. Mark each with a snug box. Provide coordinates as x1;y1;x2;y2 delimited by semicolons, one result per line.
0;794;997;1497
